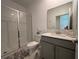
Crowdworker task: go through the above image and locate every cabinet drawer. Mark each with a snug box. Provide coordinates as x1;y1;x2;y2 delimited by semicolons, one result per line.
41;36;75;50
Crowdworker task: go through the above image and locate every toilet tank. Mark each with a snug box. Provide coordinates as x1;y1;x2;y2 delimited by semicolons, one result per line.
33;34;41;42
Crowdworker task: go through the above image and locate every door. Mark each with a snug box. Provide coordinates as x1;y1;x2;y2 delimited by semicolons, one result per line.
40;41;54;59
56;46;75;59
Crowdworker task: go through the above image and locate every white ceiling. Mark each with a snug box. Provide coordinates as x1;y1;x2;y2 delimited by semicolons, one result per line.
11;0;35;7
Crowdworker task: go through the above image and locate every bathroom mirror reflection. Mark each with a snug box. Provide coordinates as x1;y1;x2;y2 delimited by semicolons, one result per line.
47;2;73;33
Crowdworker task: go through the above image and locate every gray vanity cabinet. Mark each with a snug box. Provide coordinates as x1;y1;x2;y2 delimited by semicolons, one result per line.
40;36;75;59
56;46;75;59
40;41;54;59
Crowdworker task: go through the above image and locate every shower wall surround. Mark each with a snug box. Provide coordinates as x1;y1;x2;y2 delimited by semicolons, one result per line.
1;0;32;57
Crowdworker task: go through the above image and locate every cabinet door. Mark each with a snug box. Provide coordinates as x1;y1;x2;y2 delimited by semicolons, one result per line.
40;41;54;59
56;46;75;59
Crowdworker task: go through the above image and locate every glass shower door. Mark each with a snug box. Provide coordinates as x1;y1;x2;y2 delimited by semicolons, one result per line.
1;5;18;55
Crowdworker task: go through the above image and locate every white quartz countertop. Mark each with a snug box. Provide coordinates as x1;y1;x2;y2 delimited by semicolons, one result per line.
41;33;76;42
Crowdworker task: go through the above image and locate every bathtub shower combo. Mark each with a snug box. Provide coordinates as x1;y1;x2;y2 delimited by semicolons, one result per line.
1;4;40;59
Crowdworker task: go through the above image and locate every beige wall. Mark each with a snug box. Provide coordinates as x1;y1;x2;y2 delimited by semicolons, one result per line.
29;0;72;40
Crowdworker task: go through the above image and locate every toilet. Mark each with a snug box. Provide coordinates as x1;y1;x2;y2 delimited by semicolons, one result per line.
24;49;40;59
24;41;40;59
27;41;39;55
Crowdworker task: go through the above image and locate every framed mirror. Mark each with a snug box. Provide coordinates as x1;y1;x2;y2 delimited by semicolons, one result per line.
47;2;73;33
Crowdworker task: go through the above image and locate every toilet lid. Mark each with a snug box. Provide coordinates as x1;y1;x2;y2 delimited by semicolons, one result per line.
27;41;39;47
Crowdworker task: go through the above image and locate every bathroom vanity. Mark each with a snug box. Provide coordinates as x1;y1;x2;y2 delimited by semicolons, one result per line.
40;33;76;59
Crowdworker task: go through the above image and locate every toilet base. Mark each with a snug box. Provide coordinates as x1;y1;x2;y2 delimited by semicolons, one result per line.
24;49;40;59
